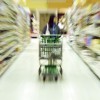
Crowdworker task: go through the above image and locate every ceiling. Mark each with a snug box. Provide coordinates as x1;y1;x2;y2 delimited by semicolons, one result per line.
18;0;100;10
18;0;73;9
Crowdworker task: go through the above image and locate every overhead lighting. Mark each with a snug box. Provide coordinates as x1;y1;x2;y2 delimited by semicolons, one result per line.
31;0;66;2
23;0;26;4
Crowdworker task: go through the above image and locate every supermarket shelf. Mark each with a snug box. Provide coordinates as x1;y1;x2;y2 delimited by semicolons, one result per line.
0;25;17;31
87;46;100;56
0;32;23;39
0;17;15;23
82;8;100;18
0;45;18;61
0;54;18;76
31;33;38;38
0;37;22;46
81;28;100;37
0;38;15;46
0;42;17;54
0;33;14;39
0;62;7;69
0;8;17;17
66;3;100;80
92;20;100;24
67;41;100;80
86;33;100;37
0;0;30;76
0;35;17;40
89;9;100;15
76;9;100;24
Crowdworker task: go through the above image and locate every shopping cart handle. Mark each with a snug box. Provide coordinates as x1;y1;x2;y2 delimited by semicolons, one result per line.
40;34;61;38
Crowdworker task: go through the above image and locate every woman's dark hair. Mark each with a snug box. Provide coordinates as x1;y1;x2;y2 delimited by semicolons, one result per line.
48;14;55;28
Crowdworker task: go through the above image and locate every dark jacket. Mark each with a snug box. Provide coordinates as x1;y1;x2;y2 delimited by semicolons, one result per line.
42;23;60;34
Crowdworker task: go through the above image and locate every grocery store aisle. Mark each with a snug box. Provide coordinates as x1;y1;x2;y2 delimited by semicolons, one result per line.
0;37;100;100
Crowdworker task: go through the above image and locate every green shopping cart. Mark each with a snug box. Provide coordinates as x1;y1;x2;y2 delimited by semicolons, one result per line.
39;34;63;81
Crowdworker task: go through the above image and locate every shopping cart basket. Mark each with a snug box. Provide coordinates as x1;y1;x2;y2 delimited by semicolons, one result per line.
38;34;63;81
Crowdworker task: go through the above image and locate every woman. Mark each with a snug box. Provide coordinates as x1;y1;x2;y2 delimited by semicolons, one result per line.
42;14;60;35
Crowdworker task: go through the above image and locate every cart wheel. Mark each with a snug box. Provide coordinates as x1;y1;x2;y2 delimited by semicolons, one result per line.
55;76;58;81
38;67;41;76
43;75;46;82
60;67;63;75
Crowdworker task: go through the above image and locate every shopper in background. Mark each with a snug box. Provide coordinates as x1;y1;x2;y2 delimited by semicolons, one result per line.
58;15;67;34
42;14;60;35
30;14;34;33
58;15;64;30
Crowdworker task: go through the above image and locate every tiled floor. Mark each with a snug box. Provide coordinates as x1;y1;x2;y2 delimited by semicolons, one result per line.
0;38;100;100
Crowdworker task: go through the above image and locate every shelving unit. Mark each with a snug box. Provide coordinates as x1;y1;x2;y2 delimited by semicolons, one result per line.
0;0;30;76
66;3;100;79
68;41;100;79
0;53;19;76
31;17;39;38
86;46;100;56
0;41;17;53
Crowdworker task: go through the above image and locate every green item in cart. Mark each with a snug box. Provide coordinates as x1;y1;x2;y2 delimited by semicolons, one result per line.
42;36;60;43
45;65;58;74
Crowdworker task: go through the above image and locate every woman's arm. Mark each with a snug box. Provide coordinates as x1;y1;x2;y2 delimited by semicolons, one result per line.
42;25;47;34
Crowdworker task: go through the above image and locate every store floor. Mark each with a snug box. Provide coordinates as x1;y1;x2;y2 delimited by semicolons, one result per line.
0;37;100;100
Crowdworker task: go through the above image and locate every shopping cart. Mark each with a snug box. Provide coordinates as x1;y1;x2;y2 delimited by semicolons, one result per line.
38;34;63;81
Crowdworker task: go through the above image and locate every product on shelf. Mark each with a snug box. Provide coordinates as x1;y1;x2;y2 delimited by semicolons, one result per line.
66;2;100;78
31;17;39;37
0;0;30;76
